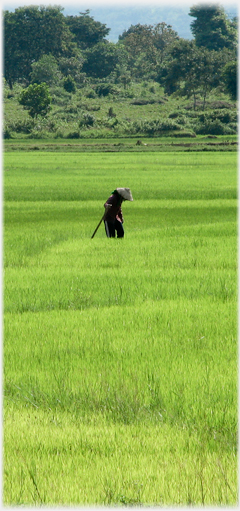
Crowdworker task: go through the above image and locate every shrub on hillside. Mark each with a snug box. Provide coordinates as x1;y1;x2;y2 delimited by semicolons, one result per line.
84;104;100;111
168;113;188;127
213;109;235;123
173;131;196;137
192;104;237;134
194;118;233;135
3;126;12;139
8;118;35;134
149;85;156;93
221;61;237;100
79;113;96;127
19;83;51;118
159;119;181;131
168;111;179;119
95;83;119;96
228;122;237;133
130;98;165;105
64;105;79;114
210;100;235;109
108;107;116;118
66;131;81;138
63;76;77;94
85;88;97;98
131;118;181;135
27;130;49;139
30;55;61;86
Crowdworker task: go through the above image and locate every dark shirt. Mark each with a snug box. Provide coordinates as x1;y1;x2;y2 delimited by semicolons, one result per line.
104;193;123;223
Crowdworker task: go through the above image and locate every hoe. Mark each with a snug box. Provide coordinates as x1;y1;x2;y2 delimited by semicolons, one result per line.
91;211;106;239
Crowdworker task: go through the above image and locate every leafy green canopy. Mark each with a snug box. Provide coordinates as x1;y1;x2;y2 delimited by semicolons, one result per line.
4;6;78;88
189;4;238;51
65;9;110;49
221;61;237;100
30;55;62;85
158;38;235;108
119;23;179;79
82;42;127;79
19;83;52;118
3;3;238;96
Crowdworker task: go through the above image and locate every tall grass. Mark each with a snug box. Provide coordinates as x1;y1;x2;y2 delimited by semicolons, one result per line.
3;151;237;505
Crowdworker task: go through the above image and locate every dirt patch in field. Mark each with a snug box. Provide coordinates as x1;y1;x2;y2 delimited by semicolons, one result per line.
4;138;237;152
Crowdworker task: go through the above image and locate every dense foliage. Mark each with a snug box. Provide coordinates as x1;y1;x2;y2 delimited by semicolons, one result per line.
65;9;110;49
4;6;77;88
3;3;238;139
4;4;238;88
189;4;237;51
19;83;52;118
221;61;238;100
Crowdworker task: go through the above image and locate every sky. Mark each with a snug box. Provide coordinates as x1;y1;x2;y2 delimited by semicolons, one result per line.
2;0;238;13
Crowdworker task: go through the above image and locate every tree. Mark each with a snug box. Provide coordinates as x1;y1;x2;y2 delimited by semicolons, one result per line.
19;83;51;117
82;42;126;79
119;23;179;79
119;73;131;89
119;25;157;78
65;10;110;50
4;6;78;88
182;48;223;110
150;22;179;62
158;39;193;94
160;39;231;109
58;56;85;85
30;54;62;85
222;61;237;100
189;4;238;51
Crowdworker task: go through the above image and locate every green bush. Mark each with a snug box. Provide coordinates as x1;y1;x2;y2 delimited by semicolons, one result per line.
95;83;119;96
168;112;179;119
66;131;81;139
30;54;61;86
197;109;236;125
130;118;181;135
64;105;79;114
50;85;72;101
85;89;97;99
173;131;196;138
79;113;96;127
221;61;237;100
9;118;35;134
228;122;237;133
27;130;49;139
53;129;64;138
149;85;156;93
63;76;77;94
3;126;12;139
19;83;51;118
160;119;181;131
194;119;227;135
131;98;156;105
84;104;100;112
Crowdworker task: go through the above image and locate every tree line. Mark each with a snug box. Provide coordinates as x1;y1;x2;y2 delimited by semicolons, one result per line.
4;4;238;105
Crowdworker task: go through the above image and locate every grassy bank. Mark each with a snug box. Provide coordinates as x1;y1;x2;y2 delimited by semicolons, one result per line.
4;80;237;141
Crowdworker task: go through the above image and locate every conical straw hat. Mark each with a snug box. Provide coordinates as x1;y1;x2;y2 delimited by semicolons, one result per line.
116;188;133;201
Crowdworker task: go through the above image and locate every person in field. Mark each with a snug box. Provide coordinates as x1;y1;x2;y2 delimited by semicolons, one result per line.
104;188;133;238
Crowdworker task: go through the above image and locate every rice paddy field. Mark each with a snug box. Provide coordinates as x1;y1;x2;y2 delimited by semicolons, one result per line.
3;149;237;505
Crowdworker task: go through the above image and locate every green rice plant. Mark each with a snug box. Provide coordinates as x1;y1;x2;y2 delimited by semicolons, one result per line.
3;150;237;505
